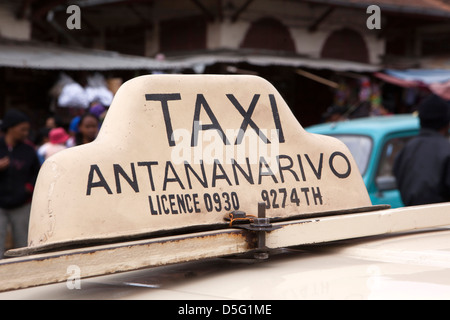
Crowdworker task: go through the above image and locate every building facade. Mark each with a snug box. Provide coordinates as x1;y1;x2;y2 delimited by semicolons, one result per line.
1;0;450;126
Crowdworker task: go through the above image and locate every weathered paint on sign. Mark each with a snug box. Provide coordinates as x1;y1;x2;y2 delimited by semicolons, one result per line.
22;75;371;253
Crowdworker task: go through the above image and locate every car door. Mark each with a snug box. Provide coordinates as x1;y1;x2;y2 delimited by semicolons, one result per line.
370;132;417;208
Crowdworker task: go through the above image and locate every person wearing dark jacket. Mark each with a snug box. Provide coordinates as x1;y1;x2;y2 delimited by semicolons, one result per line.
0;109;40;258
393;94;450;206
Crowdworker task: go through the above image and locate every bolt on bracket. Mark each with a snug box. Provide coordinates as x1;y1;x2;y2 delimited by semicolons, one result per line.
224;202;281;259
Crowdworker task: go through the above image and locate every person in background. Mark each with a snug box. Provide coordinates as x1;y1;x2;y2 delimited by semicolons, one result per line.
393;94;450;206
0;109;40;258
38;127;70;161
67;103;105;147
35;127;50;164
89;102;107;124
44;114;64;129
67;112;100;147
67;115;81;147
45;116;56;129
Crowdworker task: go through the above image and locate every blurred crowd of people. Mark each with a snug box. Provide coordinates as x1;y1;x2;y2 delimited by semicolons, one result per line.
0;103;107;259
35;102;106;164
0;72;114;259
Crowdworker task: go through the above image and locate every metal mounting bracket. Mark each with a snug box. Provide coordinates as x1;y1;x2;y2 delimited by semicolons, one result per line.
225;202;281;259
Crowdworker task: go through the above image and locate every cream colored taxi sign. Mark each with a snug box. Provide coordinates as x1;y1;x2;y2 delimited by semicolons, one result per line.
20;75;371;254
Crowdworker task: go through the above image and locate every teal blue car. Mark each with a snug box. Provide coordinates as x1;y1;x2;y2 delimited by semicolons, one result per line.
306;114;420;208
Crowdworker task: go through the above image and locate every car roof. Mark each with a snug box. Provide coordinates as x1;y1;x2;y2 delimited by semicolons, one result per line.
306;114;419;139
1;227;450;300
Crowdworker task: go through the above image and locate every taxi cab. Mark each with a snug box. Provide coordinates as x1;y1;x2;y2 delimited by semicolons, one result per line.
306;115;420;208
0;75;449;301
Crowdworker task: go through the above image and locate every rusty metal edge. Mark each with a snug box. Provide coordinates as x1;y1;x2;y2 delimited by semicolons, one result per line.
8;204;389;257
0;228;251;292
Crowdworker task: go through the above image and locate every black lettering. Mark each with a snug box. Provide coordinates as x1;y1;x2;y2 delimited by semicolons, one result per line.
113;163;139;194
312;187;323;205
150;192;209;215
301;187;310;205
161;194;169;214
191;94;230;146
86;164;113;195
277;155;299;183
329;151;351;178
177;194;186;213
163;161;185;191
290;188;300;206
269;94;285;143
204;193;213;212
145;93;181;147
297;154;306;181
258;156;278;184
231;158;254;185
231;192;239;209
279;188;287;207
138;161;158;191
192;193;201;213
226;93;269;144
184;160;208;189
270;189;279;208
212;159;232;187
304;153;323;180
168;194;178;214
213;192;221;211
261;189;270;208
156;195;162;214
185;194;193;213
222;192;231;211
148;195;158;215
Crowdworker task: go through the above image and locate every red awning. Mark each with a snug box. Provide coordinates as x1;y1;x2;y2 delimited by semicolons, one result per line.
429;80;450;100
374;72;422;88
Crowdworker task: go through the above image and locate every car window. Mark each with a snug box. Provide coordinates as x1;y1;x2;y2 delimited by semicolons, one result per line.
376;136;413;188
332;135;372;175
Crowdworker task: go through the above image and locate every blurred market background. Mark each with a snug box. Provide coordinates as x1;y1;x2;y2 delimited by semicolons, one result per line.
1;0;450;130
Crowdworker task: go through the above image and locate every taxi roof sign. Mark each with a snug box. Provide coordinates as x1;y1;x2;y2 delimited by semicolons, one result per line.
10;75;371;255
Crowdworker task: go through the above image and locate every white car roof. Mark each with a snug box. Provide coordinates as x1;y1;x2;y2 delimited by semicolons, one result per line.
2;227;450;300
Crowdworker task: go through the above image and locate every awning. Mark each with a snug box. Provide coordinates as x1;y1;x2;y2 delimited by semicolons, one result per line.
429;81;450;100
164;50;381;72
0;40;166;70
374;72;423;88
374;69;450;100
384;69;450;85
0;40;381;73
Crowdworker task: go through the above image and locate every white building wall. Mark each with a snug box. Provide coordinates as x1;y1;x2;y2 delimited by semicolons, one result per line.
207;20;249;50
203;0;384;65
